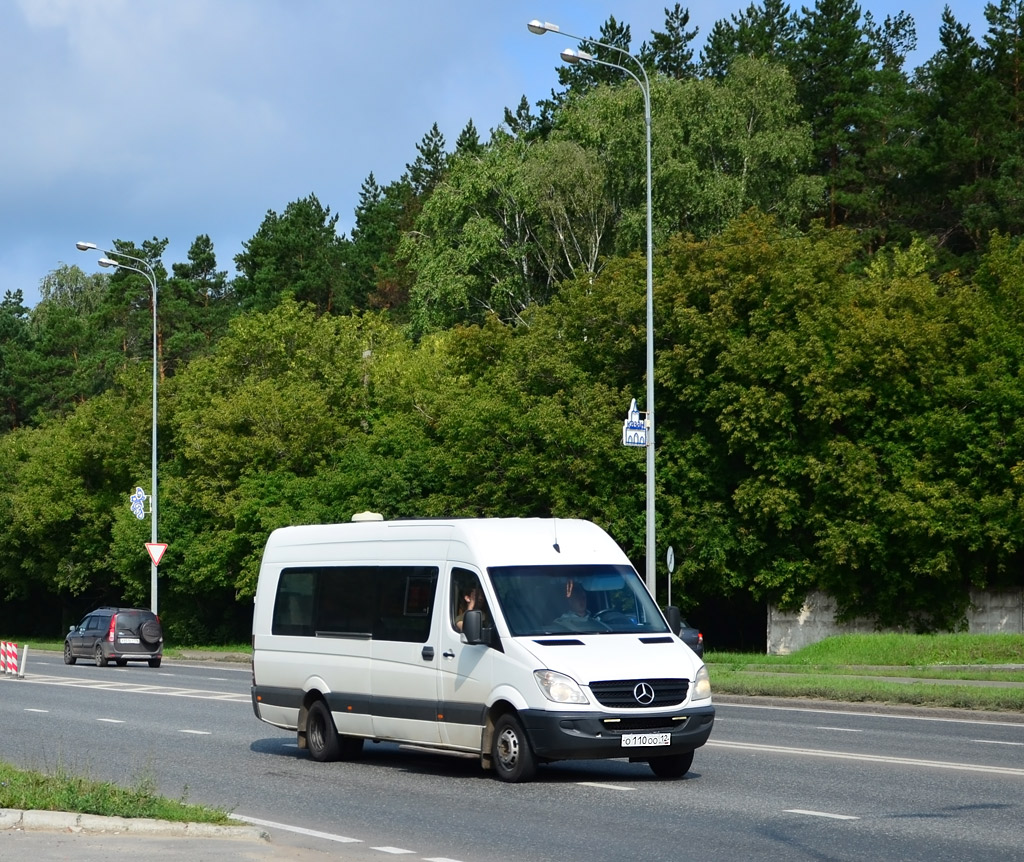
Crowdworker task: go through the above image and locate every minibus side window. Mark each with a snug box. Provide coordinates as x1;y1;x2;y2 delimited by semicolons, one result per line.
317;567;374;637
374;566;438;643
273;565;438;642
272;570;315;636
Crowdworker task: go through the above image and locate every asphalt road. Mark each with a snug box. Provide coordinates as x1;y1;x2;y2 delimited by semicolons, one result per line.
2;653;1023;862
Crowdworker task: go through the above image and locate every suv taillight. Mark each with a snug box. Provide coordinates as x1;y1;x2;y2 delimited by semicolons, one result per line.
107;614;117;642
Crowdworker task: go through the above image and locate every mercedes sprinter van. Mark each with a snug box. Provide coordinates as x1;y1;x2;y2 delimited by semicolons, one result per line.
251;515;714;782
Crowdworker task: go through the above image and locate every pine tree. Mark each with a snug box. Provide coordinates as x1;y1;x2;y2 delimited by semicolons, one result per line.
406;122;448;197
700;0;799;79
640;4;699;79
454;119;482;155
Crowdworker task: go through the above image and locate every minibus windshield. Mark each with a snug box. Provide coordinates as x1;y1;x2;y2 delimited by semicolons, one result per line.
488;564;669;636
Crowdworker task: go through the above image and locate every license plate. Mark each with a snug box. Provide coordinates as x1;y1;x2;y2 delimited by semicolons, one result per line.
621;732;671;748
119;637;140;644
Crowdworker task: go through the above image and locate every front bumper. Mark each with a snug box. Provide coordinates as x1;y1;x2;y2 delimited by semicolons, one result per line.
519;703;715;761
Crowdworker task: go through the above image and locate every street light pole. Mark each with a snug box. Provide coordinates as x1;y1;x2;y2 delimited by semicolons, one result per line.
528;20;658;597
76;241;160;615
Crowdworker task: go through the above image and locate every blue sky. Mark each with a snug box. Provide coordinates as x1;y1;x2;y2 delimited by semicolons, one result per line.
1;1;991;307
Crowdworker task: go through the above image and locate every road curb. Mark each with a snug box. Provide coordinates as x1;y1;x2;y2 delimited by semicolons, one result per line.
713;693;1024;722
0;808;269;841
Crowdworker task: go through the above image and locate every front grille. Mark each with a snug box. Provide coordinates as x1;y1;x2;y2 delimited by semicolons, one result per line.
588;678;690;708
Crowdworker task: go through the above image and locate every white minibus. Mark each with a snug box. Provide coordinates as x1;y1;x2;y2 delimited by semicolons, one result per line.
251;515;714;782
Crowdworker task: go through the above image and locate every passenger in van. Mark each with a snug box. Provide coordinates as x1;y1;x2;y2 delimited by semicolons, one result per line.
555;580;610;632
455;584;488;631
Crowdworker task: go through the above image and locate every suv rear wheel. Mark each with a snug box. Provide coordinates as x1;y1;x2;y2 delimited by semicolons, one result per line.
94;644;108;667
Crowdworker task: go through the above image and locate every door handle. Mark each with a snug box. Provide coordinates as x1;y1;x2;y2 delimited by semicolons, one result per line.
442;649;455;659
421;646;435;660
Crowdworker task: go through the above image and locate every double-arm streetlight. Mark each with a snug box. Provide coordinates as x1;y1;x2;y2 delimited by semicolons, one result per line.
528;20;657;596
76;241;160;615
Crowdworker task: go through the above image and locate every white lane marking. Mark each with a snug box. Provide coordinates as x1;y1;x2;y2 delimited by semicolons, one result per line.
24;708;48;713
718;700;1024;729
972;739;1024;746
206;677;229;681
707;739;1024;777
96;718;124;723
16;674;250;703
785;809;860;821
230;814;362;844
817;727;862;732
578;781;634;791
180;729;211;735
372;848;415;855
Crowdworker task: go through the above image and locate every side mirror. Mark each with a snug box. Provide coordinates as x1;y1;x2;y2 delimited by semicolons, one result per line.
462;609;484;645
664;605;682;636
68;625;75;633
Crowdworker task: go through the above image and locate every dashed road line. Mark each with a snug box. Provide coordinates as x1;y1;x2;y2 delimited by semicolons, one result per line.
230;814;362;844
785;809;860;821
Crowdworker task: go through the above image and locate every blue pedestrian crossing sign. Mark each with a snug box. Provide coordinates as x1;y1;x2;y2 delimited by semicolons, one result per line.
622;398;647;447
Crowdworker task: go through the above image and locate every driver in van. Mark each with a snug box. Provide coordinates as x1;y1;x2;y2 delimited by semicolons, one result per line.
555;579;610;632
455;584;488;631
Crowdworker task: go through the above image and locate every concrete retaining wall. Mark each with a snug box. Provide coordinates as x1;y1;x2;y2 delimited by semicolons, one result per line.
766;589;1024;654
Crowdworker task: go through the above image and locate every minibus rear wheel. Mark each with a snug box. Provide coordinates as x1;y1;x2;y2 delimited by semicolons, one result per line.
492;713;537;782
307;700;341;762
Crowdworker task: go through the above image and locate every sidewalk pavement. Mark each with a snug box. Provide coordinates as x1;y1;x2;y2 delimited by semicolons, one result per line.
0;809;340;861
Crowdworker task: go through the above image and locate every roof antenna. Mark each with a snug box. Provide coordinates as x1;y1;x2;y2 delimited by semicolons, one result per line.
552;518;561;553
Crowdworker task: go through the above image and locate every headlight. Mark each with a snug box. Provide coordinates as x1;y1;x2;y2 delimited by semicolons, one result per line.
534;670;589;704
691;665;712;701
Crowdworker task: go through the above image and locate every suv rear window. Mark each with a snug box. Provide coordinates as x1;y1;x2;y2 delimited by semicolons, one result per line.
114;610;155;629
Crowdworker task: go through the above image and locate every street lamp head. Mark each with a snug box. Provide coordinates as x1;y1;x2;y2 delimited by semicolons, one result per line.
97;257;117;268
75;241;98;252
527;19;558;35
561;47;592;64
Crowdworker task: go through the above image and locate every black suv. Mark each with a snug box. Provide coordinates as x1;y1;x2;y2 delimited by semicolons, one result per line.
64;607;163;668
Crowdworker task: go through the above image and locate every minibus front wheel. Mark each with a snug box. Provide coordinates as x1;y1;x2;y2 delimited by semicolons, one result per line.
492;713;537;783
648;750;694;779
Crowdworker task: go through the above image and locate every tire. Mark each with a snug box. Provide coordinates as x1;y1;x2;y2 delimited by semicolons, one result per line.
94;644;108;667
140;620;162;645
306;700;341;762
648;750;694;779
148;657;162;668
63;643;76;665
492;713;537;783
115;658;128;667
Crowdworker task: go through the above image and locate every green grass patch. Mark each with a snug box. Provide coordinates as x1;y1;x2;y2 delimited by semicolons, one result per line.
706;632;1024;712
709;668;1024;711
0;761;233;823
706;632;1024;668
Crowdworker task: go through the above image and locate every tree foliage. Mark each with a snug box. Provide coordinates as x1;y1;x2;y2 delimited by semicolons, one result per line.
4;2;1024;641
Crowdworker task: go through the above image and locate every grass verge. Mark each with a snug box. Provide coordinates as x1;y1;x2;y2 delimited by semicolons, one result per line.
706;633;1024;712
0;761;233;823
